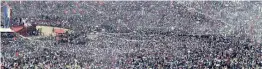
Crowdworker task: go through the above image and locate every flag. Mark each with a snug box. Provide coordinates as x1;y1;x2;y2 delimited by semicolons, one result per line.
72;9;76;14
15;51;19;57
98;1;104;5
13;37;16;41
64;10;68;14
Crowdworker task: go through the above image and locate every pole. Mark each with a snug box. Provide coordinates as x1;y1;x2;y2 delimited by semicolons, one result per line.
0;0;2;66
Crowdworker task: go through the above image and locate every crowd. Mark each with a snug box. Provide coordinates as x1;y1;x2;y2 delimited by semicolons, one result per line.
1;1;262;69
2;32;262;69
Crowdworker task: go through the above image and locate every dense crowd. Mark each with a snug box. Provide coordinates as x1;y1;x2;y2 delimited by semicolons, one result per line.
2;33;262;69
1;1;262;69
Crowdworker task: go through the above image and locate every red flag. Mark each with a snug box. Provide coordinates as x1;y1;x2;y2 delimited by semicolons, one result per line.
15;51;19;57
75;2;79;8
72;9;77;14
79;9;85;14
13;37;16;41
86;64;89;69
170;0;173;7
98;1;104;5
64;10;68;14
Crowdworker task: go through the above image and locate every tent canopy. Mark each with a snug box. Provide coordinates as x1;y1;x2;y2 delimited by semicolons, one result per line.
11;26;24;32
